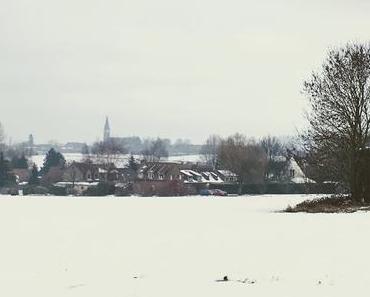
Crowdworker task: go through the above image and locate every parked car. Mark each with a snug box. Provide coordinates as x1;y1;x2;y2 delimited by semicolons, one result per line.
210;189;228;196
200;189;211;196
200;189;228;196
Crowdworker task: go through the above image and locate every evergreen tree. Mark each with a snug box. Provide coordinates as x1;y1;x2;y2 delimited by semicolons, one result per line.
42;148;66;174
28;164;39;185
11;154;28;169
128;155;139;171
0;152;15;187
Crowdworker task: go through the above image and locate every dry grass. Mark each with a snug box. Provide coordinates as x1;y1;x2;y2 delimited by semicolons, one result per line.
285;195;370;213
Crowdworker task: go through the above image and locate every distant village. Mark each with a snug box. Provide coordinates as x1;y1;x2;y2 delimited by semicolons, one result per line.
0;118;333;197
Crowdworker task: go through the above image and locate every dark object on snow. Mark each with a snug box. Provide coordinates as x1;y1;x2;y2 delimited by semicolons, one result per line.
215;275;229;282
284;195;369;213
237;278;256;284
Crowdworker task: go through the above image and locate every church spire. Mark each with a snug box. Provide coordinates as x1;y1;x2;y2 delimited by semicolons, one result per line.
104;116;111;142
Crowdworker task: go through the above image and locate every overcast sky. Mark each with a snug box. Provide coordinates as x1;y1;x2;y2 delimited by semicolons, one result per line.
1;0;370;144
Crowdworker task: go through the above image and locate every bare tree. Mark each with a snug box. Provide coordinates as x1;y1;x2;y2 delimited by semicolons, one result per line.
91;139;127;166
200;134;221;169
0;122;5;152
303;43;370;202
141;138;169;162
260;135;285;160
218;134;268;193
260;136;287;182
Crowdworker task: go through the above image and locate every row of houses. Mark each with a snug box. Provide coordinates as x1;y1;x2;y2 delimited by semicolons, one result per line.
51;161;239;195
8;154;315;196
138;162;238;184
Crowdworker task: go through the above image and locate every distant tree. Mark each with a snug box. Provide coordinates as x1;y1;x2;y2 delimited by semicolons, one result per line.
40;166;64;185
114;137;143;154
91;139;127;165
200;135;221;169
260;136;284;160
28;164;39;185
303;43;370;203
260;136;286;181
0;122;5;152
218;134;268;193
81;143;90;155
128;154;139;171
41;148;66;174
0;152;15;187
11;154;28;169
174;138;191;147
142;138;169;161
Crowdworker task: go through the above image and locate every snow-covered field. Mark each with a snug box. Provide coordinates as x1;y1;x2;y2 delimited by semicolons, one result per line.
0;194;369;297
31;153;201;168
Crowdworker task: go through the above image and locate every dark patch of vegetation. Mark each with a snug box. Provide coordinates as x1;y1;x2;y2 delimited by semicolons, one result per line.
285;195;370;213
23;185;49;196
49;185;68;196
84;182;115;196
41;148;66;174
10;154;28;169
0;152;16;187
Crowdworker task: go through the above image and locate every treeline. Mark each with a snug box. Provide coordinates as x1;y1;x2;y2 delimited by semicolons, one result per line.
82;137;201;156
0;146;66;189
199;134;306;192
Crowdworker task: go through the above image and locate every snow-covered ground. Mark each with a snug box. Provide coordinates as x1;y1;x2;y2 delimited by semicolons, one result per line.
31;153;85;168
31;153;201;168
0;194;369;297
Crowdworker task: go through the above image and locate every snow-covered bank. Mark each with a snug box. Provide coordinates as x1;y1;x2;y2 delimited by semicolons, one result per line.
0;195;368;297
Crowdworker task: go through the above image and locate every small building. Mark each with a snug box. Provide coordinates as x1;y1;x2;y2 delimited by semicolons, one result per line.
137;161;238;185
54;181;99;195
267;156;316;184
63;162;99;182
286;157;316;184
10;168;30;184
138;162;182;181
62;161;120;183
217;170;238;184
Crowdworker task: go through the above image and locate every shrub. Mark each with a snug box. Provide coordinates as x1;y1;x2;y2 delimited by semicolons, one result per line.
84;182;115;196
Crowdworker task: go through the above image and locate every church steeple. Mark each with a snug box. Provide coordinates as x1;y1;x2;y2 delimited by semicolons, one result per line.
104;116;111;142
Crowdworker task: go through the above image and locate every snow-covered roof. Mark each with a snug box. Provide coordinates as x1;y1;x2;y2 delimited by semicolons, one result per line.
287;158;307;180
54;182;99;187
188;170;202;177
291;177;316;184
180;170;193;177
201;172;223;184
218;170;237;177
181;170;230;184
271;155;287;162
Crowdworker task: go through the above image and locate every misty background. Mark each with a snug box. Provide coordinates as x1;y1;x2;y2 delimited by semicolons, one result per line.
1;0;370;144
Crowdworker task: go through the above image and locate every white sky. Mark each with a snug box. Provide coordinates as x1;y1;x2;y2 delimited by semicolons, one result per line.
1;0;370;144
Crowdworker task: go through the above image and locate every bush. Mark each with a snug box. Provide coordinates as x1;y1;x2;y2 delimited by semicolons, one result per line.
208;183;337;195
115;183;134;196
23;185;49;196
284;195;364;213
49;186;68;196
84;182;115;196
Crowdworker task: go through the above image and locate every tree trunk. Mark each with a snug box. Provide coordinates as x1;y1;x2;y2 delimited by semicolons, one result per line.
238;182;243;195
350;154;363;204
